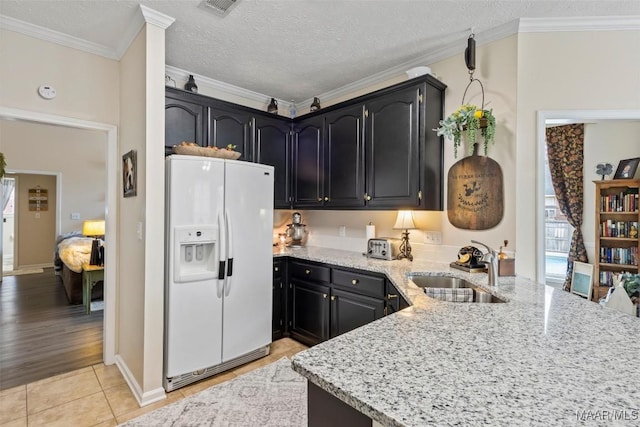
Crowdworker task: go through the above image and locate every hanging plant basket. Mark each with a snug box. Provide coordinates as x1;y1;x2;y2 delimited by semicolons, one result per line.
434;78;497;158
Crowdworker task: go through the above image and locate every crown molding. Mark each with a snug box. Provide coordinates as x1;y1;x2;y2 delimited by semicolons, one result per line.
519;15;640;32
114;5;175;58
0;14;119;59
140;5;176;30
164;65;285;106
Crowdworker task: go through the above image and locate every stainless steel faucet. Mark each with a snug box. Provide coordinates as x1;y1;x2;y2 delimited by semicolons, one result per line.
471;240;499;287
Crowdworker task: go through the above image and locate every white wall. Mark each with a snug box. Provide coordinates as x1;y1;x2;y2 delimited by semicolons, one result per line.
116;21;167;404
0;29;119;124
517;30;640;280
0;120;107;233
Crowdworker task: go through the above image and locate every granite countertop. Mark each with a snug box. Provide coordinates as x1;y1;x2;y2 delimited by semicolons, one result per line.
277;246;640;426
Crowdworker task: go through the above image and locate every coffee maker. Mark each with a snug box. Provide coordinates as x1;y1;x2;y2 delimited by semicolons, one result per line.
285;212;308;247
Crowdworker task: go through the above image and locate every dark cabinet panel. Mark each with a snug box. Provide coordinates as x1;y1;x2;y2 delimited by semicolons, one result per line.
330;288;384;338
208;106;253;161
255;116;292;209
165;96;205;156
365;86;420;208
324;105;366;208
290;280;330;346
272;260;285;341
293;116;324;207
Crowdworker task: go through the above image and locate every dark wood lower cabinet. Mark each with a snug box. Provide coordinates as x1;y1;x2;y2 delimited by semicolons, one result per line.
308;381;371;427
330;288;384;338
290;280;330;346
272;260;286;341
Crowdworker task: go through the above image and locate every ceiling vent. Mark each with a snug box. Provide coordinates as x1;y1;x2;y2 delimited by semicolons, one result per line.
200;0;239;16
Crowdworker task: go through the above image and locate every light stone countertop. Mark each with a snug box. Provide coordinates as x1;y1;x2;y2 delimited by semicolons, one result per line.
274;246;640;426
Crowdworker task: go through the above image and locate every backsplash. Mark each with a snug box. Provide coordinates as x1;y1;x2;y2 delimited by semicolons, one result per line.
273;209;463;263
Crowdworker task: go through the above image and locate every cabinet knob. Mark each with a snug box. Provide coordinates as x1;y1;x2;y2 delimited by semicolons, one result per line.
274;267;279;272
364;193;372;201
387;293;398;300
323;293;328;299
317;197;323;202
305;269;311;275
331;295;336;301
324;197;329;202
351;279;359;285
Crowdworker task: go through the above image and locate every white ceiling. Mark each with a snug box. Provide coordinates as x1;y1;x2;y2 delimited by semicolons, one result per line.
1;1;639;103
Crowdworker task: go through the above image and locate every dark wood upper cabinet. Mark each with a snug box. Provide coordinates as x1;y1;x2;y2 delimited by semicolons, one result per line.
292;116;324;207
208;106;253;162
324;105;366;208
254;115;292;209
165;74;445;211
365;85;420;209
165;94;205;156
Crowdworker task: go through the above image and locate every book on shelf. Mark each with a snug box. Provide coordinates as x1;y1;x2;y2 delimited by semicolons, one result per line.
599;220;639;237
599;188;639;213
598;247;639;265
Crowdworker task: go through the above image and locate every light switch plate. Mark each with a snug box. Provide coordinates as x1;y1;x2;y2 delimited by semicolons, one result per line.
136;222;143;240
71;212;80;220
424;231;442;245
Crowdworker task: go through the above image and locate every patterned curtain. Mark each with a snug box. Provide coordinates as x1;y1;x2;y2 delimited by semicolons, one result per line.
546;124;588;291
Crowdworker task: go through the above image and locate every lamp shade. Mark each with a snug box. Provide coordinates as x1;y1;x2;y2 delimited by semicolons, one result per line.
83;219;105;237
393;211;416;230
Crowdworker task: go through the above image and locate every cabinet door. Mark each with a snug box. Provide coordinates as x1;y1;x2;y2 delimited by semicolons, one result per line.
165;95;205;156
324;105;366;208
208;105;253;161
290;280;330;346
330;288;384;338
365;86;420;208
255;116;292;209
272;261;285;341
292;116;324;207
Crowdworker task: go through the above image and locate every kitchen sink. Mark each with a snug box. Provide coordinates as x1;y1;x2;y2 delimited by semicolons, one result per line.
408;275;506;303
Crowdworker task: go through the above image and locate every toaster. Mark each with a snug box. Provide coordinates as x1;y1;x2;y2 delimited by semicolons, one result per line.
367;238;401;260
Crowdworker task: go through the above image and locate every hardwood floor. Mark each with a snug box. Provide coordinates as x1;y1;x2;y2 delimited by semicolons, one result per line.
0;268;103;390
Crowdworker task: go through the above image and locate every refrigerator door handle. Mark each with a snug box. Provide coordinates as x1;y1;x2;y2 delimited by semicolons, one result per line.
224;209;233;296
226;209;234;278
217;210;227;296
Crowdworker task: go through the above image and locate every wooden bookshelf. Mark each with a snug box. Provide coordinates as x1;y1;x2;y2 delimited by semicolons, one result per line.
593;179;639;302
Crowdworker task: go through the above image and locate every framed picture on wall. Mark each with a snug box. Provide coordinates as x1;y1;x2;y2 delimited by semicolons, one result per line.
570;261;594;299
613;157;640;180
123;150;137;198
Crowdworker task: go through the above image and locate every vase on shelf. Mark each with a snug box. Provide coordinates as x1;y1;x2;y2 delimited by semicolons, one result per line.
184;75;198;93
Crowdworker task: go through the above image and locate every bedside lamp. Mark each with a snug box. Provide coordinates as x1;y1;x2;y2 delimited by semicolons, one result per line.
393;210;416;261
83;219;105;266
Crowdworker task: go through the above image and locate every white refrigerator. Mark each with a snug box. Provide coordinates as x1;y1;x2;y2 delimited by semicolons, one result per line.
164;155;274;391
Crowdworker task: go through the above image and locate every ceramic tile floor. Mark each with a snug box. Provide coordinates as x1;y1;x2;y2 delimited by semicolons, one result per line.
0;338;308;427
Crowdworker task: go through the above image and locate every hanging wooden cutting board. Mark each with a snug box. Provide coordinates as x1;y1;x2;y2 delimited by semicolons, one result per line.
447;148;504;230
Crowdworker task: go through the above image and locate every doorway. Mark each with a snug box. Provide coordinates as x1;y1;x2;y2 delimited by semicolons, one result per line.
2;176;16;271
0;106;117;365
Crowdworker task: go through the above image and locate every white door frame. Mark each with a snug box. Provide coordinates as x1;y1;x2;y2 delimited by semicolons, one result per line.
535;110;640;284
0;107;117;365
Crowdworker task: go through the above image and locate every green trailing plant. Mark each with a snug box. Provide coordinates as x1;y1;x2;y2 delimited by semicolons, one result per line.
434;104;496;158
0;152;5;179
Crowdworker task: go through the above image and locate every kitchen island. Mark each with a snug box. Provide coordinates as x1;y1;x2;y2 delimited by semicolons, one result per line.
277;246;640;426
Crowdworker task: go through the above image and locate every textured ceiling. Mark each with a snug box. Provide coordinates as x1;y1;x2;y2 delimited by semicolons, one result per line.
1;1;639;101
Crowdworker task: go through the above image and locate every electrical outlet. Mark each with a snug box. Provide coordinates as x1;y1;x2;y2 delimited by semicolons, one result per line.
424;230;442;245
71;213;80;220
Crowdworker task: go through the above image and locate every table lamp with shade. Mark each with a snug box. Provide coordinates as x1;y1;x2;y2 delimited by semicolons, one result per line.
393;210;416;261
83;219;105;266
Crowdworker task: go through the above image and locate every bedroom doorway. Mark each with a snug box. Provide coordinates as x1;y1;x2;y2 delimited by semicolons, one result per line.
0;107;117;367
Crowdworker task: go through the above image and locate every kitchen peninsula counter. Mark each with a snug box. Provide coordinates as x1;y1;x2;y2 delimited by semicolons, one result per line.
275;246;640;426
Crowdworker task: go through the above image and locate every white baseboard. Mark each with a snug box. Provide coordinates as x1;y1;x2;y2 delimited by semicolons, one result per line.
115;354;166;407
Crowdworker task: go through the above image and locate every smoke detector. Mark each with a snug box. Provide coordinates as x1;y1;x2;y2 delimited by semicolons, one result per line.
200;0;239;16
